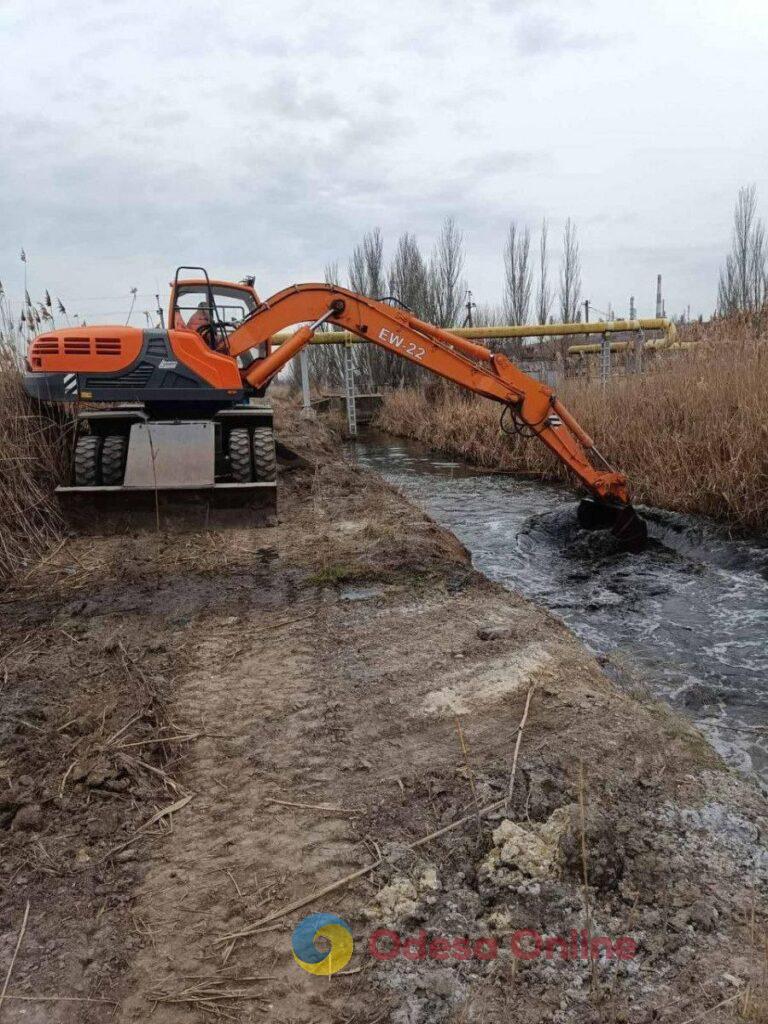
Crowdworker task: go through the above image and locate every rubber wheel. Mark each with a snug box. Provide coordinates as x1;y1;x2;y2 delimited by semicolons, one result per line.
251;427;276;482
228;427;253;482
101;435;128;486
74;435;102;485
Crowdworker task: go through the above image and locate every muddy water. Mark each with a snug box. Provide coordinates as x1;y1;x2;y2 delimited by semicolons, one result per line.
354;433;768;789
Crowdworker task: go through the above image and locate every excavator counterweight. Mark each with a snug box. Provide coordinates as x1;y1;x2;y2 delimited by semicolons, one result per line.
22;269;646;547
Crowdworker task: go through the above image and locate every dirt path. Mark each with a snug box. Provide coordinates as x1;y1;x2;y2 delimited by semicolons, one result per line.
1;403;767;1023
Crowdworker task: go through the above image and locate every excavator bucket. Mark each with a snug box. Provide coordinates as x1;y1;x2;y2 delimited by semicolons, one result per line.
577;498;648;551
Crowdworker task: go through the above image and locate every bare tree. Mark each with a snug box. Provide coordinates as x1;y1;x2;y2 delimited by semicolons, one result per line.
749;216;766;311
503;222;532;326
384;232;432;386
718;185;766;315
428;217;466;327
734;185;756;311
317;261;346;388
325;259;341;287
717;255;737;317
289;260;346;392
348;227;384;298
347;228;393;391
389;232;430;317
558;218;582;323
536;218;552;325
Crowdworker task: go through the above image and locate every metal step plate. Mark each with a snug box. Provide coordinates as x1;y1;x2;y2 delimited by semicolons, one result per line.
124;421;215;488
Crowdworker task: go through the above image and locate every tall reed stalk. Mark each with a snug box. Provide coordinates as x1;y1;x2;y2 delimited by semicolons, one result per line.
0;337;68;581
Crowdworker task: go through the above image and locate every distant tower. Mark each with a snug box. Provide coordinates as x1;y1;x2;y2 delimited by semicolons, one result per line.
463;289;476;328
629;296;636;320
655;275;663;319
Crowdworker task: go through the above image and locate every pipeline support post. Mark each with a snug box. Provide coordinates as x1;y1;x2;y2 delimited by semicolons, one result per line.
600;332;611;387
343;342;357;437
300;348;311;410
635;328;645;374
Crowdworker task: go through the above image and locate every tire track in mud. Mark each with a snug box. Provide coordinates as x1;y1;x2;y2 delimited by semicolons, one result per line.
117;588;377;1022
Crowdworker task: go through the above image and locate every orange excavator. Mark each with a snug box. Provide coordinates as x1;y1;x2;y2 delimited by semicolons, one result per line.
23;267;646;546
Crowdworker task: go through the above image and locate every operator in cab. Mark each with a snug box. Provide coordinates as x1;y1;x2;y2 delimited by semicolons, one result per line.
187;301;227;353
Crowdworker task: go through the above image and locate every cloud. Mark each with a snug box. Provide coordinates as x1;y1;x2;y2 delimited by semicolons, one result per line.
0;0;758;319
513;12;624;55
241;77;349;122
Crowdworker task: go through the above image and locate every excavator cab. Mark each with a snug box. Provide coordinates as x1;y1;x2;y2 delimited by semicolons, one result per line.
169;268;270;364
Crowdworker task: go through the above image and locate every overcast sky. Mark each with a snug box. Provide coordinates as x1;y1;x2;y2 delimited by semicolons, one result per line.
1;0;767;326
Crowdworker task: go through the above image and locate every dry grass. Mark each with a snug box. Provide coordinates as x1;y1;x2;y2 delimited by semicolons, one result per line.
0;338;68;581
375;316;768;532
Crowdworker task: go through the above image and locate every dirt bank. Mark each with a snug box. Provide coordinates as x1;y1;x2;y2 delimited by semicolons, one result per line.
1;399;766;1023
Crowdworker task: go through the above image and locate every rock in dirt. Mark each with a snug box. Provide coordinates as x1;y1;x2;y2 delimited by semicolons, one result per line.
366;876;419;925
688;898;719;931
481;807;570;879
12;803;43;831
86;763;115;787
476;624;515;641
365;866;442;927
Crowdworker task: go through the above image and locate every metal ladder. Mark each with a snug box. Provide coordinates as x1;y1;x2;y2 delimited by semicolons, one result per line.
343;343;357;436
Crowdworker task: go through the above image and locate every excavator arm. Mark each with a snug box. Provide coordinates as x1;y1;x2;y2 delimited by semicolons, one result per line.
228;285;646;546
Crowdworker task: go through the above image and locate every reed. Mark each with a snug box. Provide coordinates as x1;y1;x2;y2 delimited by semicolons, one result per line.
0;336;68;581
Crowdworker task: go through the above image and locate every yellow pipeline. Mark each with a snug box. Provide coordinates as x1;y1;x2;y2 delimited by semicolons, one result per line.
454;318;676;340
569;339;694;354
272;317;678;347
569;328;696;355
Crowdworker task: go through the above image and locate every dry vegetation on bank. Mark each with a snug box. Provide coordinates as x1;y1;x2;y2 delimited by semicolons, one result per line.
376;316;768;532
0;340;66;581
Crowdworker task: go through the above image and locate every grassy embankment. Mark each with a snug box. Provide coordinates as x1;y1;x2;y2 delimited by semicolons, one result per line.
376;317;768;532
